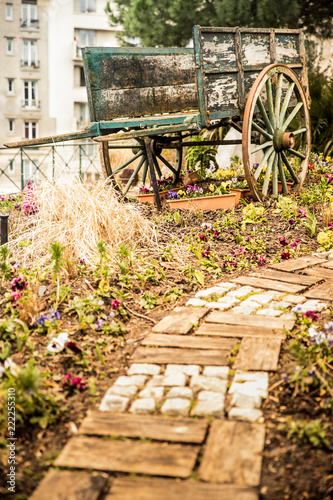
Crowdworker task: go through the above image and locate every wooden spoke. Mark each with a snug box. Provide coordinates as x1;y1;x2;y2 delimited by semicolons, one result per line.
279;82;295;127
141;160;148;183
251;121;273;141
281;102;304;131
242;64;310;201
257;96;274;134
155;153;177;175
112;150;144;176
254;146;274;181
277;153;288;194
262;152;275;196
123;156;146;195
266;78;275;129
281;151;300;184
251;140;273;155
274;73;283;128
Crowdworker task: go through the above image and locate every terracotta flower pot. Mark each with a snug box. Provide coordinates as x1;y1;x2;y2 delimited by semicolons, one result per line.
166;193;237;211
138;187;182;204
231;188;252;204
278;181;294;193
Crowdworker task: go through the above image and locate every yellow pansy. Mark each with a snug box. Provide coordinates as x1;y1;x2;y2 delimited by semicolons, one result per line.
326;156;331;162
209;184;215;192
317;232;331;246
178;190;186;197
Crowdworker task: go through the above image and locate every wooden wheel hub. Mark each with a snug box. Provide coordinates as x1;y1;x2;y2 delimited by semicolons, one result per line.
273;130;295;152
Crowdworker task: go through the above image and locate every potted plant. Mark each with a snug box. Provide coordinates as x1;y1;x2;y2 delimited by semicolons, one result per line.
137;176;182;204
166;182;237;211
228;178;251;203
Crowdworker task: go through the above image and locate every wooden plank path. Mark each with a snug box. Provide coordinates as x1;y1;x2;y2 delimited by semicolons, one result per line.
54;436;199;478
37;253;333;500
105;477;258;500
79;411;208;443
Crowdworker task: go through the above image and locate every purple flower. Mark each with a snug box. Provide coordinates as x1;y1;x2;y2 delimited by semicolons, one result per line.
305;311;319;321
297;208;306;218
66;341;82;354
279;237;289;247
245;236;250;241
282;375;290;382
96;318;104;331
199;234;208;242
288;218;295;225
308;369;316;377
257;256;266;266
290;238;300;248
11;277;27;292
111;298;121;311
281;251;290;260
187;185;194;193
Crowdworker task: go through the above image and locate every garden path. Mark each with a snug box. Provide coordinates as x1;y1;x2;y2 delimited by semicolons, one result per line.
30;254;333;500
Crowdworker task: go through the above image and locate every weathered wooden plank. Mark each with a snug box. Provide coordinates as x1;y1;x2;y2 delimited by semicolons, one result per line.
241;33;271;67
152;306;208;335
303;281;333;301
231;276;306;293
195;322;285;339
206;311;295;330
206;74;238;113
106;477;258;500
304;266;333;280
269;256;325;272
131;347;229;366
83;50;195;91
275;33;301;64
249;269;320;286
320;260;333;269
79;411;208;444
29;469;107;500
54;436;199;478
142;333;236;350
93;84;198;121
234;337;282;371
199;421;265;486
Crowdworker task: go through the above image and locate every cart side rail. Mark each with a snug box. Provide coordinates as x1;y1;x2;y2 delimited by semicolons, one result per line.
82;47;198;122
193;26;308;128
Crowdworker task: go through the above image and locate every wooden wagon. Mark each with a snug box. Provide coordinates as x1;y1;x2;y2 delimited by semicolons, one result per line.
5;26;311;206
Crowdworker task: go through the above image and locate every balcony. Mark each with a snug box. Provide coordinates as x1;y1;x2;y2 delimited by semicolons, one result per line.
21;60;40;69
22;100;41;110
20;18;39;30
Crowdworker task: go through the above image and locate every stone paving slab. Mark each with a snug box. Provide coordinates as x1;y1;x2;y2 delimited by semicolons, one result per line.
234;338;282;371
320;260;333;269
131;347;230;365
198;421;265;486
29;470;107;500
249;269;321;286
152;307;208;335
206;311;295;330
231;276;306;294
54;436;199;478
142;333;237;350
304;266;333;279
105;477;258;500
195;322;285;339
79;411;208;443
269;256;326;272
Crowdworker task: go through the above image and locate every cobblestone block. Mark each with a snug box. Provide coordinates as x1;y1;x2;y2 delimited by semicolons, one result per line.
250;293;273;305
130;398;155;414
284;294;306;304
195;287;228;298
231;390;262;409
240;298;262;309
256;308;283;317
203;366;229;379
114;375;147;387
229;305;257;315
166;387;193;399
99;395;129;412
108;385;138;398
215;282;237;290
292;300;328;313
161;398;191;417
198;390;224;401
191;398;224;418
228;407;263;423
205;302;236;310
127;363;161;376
165;364;200;377
186;298;207;307
148;373;186;387
191;376;228;393
269;300;291;310
226;286;262;298
138;387;164;401
217;297;240;307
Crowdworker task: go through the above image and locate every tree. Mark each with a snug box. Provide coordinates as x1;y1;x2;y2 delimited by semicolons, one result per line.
106;0;333;47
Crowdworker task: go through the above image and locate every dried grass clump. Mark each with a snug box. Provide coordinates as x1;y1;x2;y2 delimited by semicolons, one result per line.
9;178;158;266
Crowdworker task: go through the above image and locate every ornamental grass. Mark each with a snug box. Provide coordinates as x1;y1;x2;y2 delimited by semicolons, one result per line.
9;178;159;266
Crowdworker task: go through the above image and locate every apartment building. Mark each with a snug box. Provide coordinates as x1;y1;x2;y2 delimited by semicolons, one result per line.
0;0;120;192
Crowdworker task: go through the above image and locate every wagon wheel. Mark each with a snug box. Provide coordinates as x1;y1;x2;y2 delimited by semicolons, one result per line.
242;64;311;201
99;134;183;197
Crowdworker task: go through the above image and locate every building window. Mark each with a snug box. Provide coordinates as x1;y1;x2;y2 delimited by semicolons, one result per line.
5;3;13;20
21;2;38;29
23;159;38;185
80;67;85;86
24;121;37;139
7;78;14;95
78;0;96;13
22;39;38;67
23;80;38;107
8;119;15;134
6;37;14;54
77;29;95;46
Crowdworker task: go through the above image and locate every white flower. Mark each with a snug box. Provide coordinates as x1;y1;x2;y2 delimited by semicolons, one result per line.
4;358;20;376
308;327;318;337
47;332;69;353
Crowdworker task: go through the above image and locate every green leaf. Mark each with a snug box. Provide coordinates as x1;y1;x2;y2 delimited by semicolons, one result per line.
194;270;205;286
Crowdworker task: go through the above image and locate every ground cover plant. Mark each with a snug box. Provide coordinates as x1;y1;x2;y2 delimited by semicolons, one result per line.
0;153;333;499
